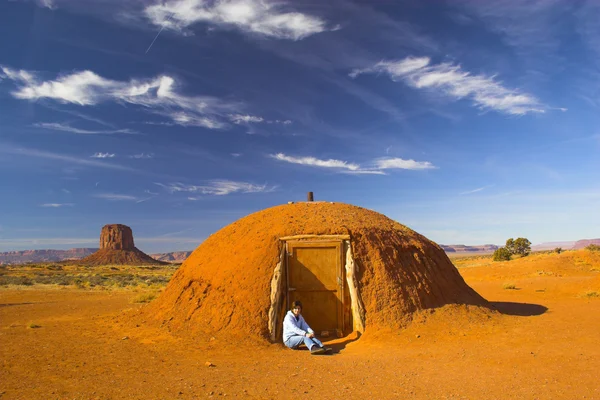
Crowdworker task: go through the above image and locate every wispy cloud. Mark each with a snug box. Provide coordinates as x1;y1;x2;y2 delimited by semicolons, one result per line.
129;153;154;159
40;203;74;207
350;57;546;115
270;153;360;171
33;122;136;135
0;143;142;174
144;0;331;40
37;0;55;9
1;66;240;129
374;157;436;170
93;193;138;201
229;114;292;125
156;180;275;196
270;153;435;174
460;185;493;195
230;114;264;124
91;152;116;158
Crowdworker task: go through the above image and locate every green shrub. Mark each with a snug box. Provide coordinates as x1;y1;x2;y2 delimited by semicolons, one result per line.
493;247;512;261
131;292;157;303
554;247;562;254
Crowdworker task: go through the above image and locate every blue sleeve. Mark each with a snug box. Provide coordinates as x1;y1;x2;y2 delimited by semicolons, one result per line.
284;314;307;336
300;316;314;334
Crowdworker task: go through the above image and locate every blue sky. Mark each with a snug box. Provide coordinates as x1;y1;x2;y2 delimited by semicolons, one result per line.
0;0;598;253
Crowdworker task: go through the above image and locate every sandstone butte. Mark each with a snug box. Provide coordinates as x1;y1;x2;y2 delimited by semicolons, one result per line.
145;202;494;343
79;224;166;266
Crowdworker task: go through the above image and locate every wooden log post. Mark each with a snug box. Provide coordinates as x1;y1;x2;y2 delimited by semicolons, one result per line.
307;191;314;202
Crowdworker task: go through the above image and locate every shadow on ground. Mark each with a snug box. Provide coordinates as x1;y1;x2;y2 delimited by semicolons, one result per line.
491;302;548;316
0;302;36;308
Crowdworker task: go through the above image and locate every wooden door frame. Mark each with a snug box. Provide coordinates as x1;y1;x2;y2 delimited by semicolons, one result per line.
284;239;346;335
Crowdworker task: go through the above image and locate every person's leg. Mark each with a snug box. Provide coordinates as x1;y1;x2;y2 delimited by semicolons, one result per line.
310;337;324;348
284;335;305;349
303;335;318;350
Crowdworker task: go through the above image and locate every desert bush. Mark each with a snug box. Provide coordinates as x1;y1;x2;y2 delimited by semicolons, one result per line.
131;292;158;303
554;247;562;254
585;244;600;252
0;276;35;286
582;291;599;298
505;237;532;257
28;323;41;329
503;283;517;290
493;247;512;261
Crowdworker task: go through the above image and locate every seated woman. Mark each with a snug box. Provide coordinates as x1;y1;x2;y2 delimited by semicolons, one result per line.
282;300;331;355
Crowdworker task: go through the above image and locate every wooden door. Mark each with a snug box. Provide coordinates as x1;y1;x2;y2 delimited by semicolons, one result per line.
286;241;344;336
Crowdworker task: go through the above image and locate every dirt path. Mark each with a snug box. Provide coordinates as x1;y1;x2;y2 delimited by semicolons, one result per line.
1;264;599;399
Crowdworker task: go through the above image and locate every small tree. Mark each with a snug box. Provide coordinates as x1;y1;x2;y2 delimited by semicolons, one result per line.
505;237;531;257
554;247;562;254
493;247;512;261
505;238;515;254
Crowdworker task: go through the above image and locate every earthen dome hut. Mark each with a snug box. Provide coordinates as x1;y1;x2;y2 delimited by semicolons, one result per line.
148;202;489;341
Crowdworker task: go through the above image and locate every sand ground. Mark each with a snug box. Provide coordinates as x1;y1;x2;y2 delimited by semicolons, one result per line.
1;251;599;399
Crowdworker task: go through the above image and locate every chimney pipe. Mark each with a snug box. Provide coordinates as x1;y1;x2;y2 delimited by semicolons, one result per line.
307;192;314;202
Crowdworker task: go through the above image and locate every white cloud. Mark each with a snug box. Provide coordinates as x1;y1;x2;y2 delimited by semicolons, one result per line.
91;152;116;159
93;193;138;201
350;56;545;115
156;180;275;196
144;0;330;40
270;153;360;171
271;153;436;174
1;66;239;129
229;114;293;125
40;203;74;207
374;157;436;170
130;153;154;159
38;0;55;9
33;122;136;135
230;114;264;124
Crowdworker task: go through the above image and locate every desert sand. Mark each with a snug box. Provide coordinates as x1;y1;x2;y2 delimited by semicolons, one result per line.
1;250;599;399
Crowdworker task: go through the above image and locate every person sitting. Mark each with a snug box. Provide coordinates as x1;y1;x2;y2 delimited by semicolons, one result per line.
282;300;330;355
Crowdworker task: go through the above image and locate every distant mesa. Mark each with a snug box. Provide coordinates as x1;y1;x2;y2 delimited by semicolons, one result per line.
440;244;498;253
78;224;167;266
572;238;600;250
150;251;193;263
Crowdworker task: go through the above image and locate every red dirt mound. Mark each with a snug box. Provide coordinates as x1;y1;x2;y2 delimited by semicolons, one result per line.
79;224;166;266
146;202;491;341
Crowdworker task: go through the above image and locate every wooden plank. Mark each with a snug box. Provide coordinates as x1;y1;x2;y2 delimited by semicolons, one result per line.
279;234;350;241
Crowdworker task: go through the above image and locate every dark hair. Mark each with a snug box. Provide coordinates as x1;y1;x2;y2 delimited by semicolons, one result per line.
292;300;302;310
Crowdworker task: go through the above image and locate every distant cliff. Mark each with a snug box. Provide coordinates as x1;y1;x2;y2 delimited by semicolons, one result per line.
439;244;499;253
150;251;193;263
572;239;600;249
0;248;97;264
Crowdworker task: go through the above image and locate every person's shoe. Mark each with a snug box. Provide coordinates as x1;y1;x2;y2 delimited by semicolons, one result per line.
310;346;326;355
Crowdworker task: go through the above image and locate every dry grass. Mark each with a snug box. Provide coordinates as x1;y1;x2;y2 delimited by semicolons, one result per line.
0;263;180;291
131;292;158;303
